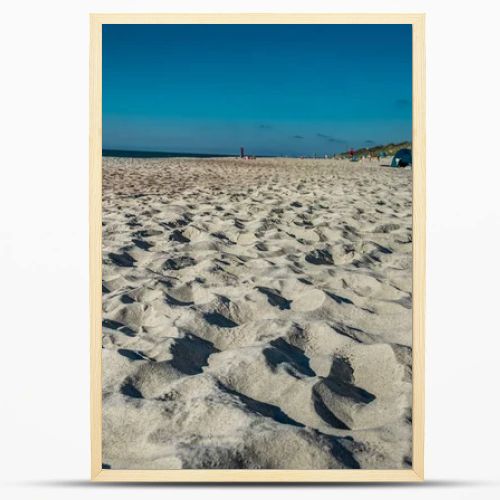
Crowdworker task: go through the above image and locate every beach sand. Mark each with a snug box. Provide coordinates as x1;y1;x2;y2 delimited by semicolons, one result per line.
101;156;413;470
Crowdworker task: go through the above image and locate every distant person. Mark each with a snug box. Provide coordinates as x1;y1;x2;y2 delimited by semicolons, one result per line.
349;148;355;159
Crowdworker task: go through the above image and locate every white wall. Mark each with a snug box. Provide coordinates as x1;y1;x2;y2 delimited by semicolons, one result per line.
1;1;499;499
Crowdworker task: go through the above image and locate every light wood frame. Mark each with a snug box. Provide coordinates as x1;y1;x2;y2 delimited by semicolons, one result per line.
90;13;425;482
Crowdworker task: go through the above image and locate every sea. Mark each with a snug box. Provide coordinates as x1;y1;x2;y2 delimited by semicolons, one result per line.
102;149;234;158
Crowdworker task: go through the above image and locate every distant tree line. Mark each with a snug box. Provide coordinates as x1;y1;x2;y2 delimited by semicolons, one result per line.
337;141;412;159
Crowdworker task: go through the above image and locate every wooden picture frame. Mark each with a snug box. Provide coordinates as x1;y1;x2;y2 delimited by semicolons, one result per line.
90;13;425;482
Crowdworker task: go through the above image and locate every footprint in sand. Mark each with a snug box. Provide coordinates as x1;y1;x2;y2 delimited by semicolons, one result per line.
256;287;292;310
305;249;334;266
291;289;326;312
109;252;136;267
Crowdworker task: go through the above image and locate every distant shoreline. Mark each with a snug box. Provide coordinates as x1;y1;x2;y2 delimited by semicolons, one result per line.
102;149;338;160
103;146;408;160
102;149;236;159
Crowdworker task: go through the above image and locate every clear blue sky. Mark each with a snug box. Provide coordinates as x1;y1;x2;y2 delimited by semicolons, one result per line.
103;24;412;156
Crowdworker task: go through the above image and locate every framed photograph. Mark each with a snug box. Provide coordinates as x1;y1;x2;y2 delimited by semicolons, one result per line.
90;13;425;482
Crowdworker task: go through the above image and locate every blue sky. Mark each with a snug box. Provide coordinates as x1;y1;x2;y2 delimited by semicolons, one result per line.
103;24;412;156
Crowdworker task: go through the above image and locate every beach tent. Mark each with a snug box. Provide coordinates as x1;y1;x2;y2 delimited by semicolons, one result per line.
391;148;412;168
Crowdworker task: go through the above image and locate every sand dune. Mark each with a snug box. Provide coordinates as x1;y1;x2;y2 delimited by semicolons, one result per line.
101;156;413;469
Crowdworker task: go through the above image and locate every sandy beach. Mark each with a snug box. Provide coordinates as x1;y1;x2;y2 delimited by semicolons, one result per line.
101;156;413;470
